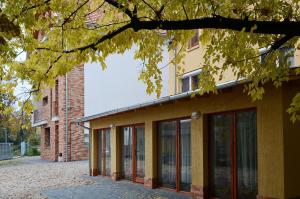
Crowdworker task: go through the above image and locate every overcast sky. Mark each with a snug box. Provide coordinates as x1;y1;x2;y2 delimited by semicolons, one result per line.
84;47;169;117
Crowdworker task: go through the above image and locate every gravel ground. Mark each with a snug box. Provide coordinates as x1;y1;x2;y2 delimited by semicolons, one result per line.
0;157;93;199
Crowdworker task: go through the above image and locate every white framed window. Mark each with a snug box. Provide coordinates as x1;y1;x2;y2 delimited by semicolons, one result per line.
181;69;201;92
259;47;295;68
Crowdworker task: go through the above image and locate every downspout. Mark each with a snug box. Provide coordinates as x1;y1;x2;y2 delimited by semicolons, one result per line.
65;74;69;162
76;122;91;175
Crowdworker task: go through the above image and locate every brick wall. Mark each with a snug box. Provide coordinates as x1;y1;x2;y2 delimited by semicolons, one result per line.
39;65;88;161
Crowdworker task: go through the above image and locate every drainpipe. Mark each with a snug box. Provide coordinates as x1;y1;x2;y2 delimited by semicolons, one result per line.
65;74;69;162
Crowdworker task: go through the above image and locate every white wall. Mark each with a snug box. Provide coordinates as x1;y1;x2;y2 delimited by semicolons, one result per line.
84;47;169;117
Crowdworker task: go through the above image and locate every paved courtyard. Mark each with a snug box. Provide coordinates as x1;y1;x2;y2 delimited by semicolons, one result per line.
43;176;192;199
0;156;92;199
0;157;192;199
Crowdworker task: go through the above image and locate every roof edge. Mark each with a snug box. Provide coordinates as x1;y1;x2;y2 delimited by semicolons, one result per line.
76;79;246;123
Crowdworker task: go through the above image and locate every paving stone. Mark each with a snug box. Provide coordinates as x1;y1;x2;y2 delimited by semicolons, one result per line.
42;176;192;199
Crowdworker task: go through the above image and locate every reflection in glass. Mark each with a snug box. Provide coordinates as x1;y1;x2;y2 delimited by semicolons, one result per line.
136;126;145;178
121;127;133;180
236;111;257;199
209;114;232;199
158;121;177;189
98;130;102;174
98;129;111;176
180;119;191;192
105;129;111;176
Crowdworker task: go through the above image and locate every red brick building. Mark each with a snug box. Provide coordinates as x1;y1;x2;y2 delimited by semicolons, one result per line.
32;65;88;161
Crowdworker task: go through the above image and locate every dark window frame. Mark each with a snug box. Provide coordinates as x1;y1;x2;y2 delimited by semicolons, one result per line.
97;128;111;177
44;127;51;147
188;30;199;49
157;117;192;193
181;77;190;92
120;123;145;184
208;108;258;199
42;96;48;106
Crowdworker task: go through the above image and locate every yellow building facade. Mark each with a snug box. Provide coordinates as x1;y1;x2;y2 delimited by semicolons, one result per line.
79;34;300;199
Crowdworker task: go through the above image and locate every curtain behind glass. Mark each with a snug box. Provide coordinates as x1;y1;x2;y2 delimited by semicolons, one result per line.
98;130;102;175
122;127;133;180
136;126;145;178
236;111;257;199
105;129;111;176
209;114;232;199
180;119;191;192
158;121;177;189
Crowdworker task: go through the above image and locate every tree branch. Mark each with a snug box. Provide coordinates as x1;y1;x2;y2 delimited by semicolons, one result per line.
65;23;131;53
84;1;105;17
62;0;90;26
36;16;300;54
182;3;189;20
130;16;300;35
45;54;62;75
141;0;156;15
21;0;51;13
104;0;134;18
270;34;294;51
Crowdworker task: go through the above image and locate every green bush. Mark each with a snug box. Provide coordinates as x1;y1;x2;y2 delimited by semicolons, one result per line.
26;146;40;156
13;145;20;156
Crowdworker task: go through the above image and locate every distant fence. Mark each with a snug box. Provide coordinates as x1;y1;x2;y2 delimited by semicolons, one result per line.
0;143;13;160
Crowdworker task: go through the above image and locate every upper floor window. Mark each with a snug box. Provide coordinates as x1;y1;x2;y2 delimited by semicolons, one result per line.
43;96;48;106
44;127;51;147
260;47;295;68
188;30;199;49
182;77;190;92
181;69;201;93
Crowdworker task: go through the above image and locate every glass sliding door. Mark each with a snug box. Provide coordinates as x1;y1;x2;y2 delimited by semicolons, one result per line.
135;126;145;180
98;130;103;175
209;114;232;199
180;119;192;192
157;118;192;192
158;121;177;189
104;129;111;176
236;111;257;199
209;109;257;199
121;124;145;183
98;128;111;176
121;127;133;180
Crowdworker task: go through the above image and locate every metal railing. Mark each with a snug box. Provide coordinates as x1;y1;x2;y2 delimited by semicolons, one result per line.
0;143;13;160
